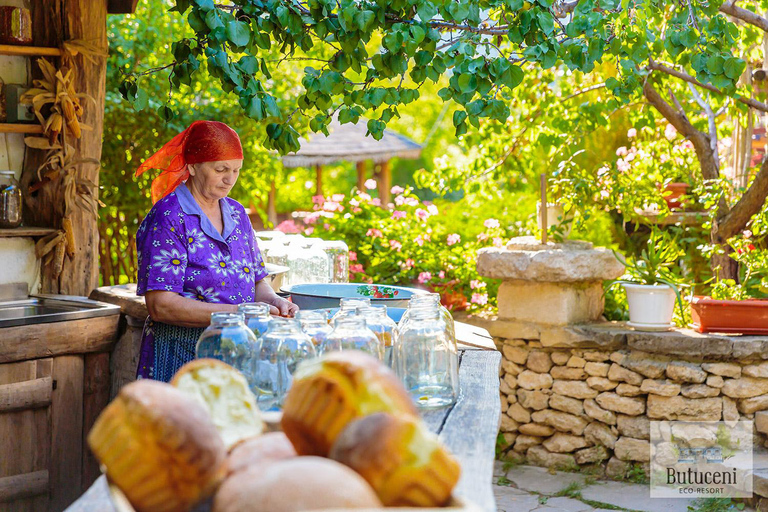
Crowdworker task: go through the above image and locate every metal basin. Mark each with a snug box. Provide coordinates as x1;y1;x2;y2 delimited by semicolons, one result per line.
0;294;121;328
282;283;426;310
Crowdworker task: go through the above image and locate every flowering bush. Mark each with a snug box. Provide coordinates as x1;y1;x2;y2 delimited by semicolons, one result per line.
286;185;512;313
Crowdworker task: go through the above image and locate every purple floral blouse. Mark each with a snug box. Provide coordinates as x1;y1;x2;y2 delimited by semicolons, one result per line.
135;182;269;380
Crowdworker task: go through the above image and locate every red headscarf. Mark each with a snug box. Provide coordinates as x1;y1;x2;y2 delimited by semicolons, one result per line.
135;121;244;203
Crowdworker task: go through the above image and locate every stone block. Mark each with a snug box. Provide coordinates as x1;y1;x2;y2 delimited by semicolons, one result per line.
615;383;643;397
543;433;590;453
503;374;518;391
500;376;514;396
526;351;553;373
723;397;739;423
519;423;556;437
617;351;671;379
477;239;625;282
459;312;542;340
497;280;604;325
552;380;598;400
514;435;543;453
585;362;610;377
502;360;524;376
584;422;618;449
756;411;768;434
586;377;618;391
666;362;707;384
702;363;741;378
744;362;768;378
531;409;588;436
501;415;519;432
526;445;577;470
722;377;768;398
551;366;586;380
595;393;645;416
614;437;650;462
501;398;508;414
608;363;643;386
567;355;586;368
575;445;609;465
584;399;617;425
640;379;681;397
706;375;725;388
738;396;768;414
627;330;733;358
583;351;612;362
549;394;585;417
503;345;529;365
617;415;650;440
508;403;532;423
681;384;720;399
551;352;570;365
605;457;630;479
646;395;722;421
517;370;553;390
517;389;550;410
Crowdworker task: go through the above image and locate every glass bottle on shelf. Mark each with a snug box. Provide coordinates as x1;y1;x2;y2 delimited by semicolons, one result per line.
393;307;459;409
330;297;371;325
270;317;316;407
196;312;259;389
296;309;332;349
320;316;383;361
360;305;398;367
238;302;272;338
0;170;22;229
320;240;349;283
399;293;455;341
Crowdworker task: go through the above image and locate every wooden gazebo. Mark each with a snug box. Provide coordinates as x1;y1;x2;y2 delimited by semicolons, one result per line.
281;118;422;210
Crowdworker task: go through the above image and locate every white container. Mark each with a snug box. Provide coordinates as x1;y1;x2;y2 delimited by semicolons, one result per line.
537;202;573;238
622;283;676;331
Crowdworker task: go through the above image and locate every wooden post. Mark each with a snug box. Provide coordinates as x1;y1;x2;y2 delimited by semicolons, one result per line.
356;161;366;190
21;0;107;296
267;181;277;228
540;173;548;244
315;164;323;197
378;160;391;206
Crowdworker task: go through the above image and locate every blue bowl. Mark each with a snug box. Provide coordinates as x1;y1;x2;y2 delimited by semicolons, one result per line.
282;283;425;310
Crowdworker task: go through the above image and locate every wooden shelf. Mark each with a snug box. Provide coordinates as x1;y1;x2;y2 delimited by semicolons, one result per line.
0;45;61;57
0;124;42;134
633;208;708;226
0;227;56;238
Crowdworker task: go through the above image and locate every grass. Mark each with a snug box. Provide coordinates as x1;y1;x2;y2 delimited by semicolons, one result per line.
496;475;513;487
625;464;648;484
686;498;746;512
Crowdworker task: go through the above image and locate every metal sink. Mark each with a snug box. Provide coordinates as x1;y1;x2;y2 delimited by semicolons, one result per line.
0;294;121;328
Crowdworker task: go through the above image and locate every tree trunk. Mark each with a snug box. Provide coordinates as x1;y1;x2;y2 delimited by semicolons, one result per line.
21;0;107;296
267;181;277;227
356;161;366;190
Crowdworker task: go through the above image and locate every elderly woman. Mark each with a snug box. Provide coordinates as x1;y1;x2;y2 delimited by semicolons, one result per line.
134;120;298;382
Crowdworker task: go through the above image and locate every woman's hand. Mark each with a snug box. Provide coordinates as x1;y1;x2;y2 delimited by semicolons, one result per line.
253;279;299;317
269;295;299;317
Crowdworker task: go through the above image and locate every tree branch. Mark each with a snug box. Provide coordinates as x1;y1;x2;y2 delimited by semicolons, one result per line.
713;156;768;240
647;60;768;113
687;82;720;172
719;1;768;32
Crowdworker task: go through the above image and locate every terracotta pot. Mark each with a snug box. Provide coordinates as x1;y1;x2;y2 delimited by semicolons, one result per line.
661;182;689;210
690;296;768;334
426;283;468;312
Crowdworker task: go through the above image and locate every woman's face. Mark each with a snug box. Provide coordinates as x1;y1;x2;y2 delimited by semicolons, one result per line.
188;159;243;201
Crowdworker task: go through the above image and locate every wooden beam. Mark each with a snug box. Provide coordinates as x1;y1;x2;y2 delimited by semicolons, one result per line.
50;355;84;510
378;160;391;206
82;352;110;490
0;377;53;413
315;164;323;197
356;161;366;191
0;470;49;502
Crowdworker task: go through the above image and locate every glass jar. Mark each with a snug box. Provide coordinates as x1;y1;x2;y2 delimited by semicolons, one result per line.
297;309;332;349
394;307;458;409
320;240;349;283
303;241;331;284
196;312;259;390
330;297;371;325
360;305;398;366
321;316;383;361
399;293;455;341
238;302;272;338
0;170;22;229
270;317;316;406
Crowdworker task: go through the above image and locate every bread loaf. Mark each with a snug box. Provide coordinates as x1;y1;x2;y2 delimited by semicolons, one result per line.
281;350;417;456
87;380;226;512
226;431;297;476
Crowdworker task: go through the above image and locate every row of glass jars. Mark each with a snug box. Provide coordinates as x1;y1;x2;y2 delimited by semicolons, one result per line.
194;292;459;412
257;232;349;285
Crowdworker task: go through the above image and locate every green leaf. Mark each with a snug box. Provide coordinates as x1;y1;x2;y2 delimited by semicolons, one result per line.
158;105;175;121
193;0;214;10
226;20;251;46
680;28;698;48
537;11;554;35
205;9;223;30
706;55;724;74
171;0;192;14
246;96;263;119
453;110;467;127
723;57;744;80
457;73;477;93
132;88;148;111
263;95;281;118
417;2;438;21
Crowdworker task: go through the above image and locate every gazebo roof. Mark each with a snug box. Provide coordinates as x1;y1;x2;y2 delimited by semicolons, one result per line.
281;119;423;168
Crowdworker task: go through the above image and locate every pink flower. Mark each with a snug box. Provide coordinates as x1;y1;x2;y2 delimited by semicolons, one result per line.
665;123;677;140
470;279;486;289
624;152;635;162
391;210;407;220
427;204;439;216
484;218;500;229
323;223;331;230
415;235;425;246
394;195;406;206
404;258;415;269
349;251;357;261
417;271;432;284
323;201;340;212
331;194;345;202
304;227;314;235
350;263;364;273
438;271;445;279
391;185;405;195
404;197;419;207
415;208;430;222
366;228;382;238
349;198;360;207
744;230;753;238
305;212;321;224
311;195;325;205
471;293;488;305
276;219;301;233
627;128;637;138
616;146;628;157
617;159;630;172
493;237;504;248
372;198;381;206
364;179;377;190
358;192;372;202
390;240;402;251
447;233;461;246
681;140;694;151
477;232;489;242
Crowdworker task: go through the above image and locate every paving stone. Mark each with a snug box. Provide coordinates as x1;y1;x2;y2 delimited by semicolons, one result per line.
535;496;593;512
498;465;588;495
493;485;542;512
580;481;698;512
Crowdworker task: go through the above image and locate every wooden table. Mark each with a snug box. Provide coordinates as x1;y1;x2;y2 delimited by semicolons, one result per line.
66;336;501;511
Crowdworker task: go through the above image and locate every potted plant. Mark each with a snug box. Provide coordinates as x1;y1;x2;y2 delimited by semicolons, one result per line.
537;201;575;239
659;181;689;210
610;229;686;331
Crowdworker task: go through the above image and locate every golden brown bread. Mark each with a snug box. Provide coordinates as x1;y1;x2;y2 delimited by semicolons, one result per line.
329;413;461;507
170;358;264;450
280;350;418;456
87;380;226;512
226;431;297;476
212;456;382;512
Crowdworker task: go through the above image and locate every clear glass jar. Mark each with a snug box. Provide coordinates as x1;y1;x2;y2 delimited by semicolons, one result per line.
297;309;332;349
360;305;398;366
321;316;383;361
399;293;455;341
394;307;458;409
0;170;22;229
320;240;349;283
330;297;371;325
271;317;317;406
196;312;259;390
303;241;331;284
238;302;272;338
